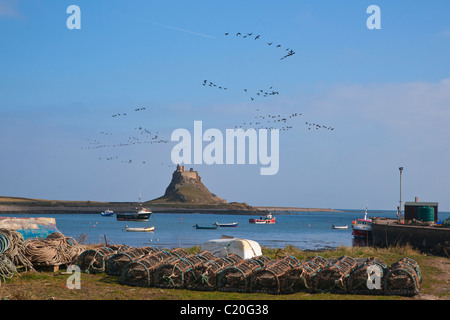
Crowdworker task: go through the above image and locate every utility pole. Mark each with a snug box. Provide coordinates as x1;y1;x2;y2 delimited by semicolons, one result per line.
399;167;403;222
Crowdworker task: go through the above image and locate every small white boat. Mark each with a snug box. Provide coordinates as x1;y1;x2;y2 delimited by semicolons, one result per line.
332;224;348;229
215;222;238;227
124;226;155;232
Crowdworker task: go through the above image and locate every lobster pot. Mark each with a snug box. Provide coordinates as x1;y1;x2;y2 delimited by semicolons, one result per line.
77;246;118;273
154;251;216;289
309;255;329;269
105;246;160;276
119;251;174;287
154;256;197;289
313;256;357;293
195;250;216;262
348;257;387;295
186;255;239;291
223;253;243;265
251;259;293;294
390;257;422;284
169;247;189;258
251;255;272;267
279;256;327;294
280;255;300;268
384;258;421;296
217;259;262;293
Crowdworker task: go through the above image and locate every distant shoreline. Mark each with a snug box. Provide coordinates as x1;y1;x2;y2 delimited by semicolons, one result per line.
0;204;341;215
255;206;342;213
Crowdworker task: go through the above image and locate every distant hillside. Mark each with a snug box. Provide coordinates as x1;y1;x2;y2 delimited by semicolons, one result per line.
0;196;111;207
0;166;264;214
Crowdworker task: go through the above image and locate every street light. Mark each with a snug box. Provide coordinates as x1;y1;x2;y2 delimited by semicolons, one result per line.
399;167;403;222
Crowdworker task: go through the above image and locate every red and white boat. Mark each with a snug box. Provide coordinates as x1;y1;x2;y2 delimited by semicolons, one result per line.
249;213;276;224
351;206;372;239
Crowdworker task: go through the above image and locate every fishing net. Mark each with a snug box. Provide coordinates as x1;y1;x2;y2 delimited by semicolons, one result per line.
119;250;178;287
76;245;128;273
347;257;387;295
280;255;328;294
185;253;243;291
313;255;357;293
384;258;421;296
154;251;216;289
217;257;265;293
105;246;159;276
25;232;86;267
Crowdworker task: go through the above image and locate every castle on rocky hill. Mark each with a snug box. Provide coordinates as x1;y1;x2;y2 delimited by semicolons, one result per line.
155;164;227;204
173;164;201;182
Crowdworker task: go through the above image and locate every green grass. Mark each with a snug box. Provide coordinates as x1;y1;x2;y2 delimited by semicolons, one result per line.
1;245;446;300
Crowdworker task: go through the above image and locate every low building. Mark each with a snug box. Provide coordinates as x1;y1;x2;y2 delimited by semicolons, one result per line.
404;197;438;222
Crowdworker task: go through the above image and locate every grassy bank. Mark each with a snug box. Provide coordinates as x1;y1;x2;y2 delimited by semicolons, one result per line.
1;245;448;300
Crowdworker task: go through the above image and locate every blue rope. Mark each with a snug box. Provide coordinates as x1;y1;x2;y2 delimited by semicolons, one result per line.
0;233;11;255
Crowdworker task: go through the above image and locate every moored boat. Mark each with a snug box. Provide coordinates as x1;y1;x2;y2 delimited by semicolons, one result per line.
101;210;114;217
352;205;373;238
215;222;238;227
116;196;152;221
116;209;152;221
332;224;348;229
249;213;276;224
124;225;155;232
194;224;218;230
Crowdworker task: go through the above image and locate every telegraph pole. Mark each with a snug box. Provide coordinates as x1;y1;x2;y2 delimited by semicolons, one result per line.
398;167;403;222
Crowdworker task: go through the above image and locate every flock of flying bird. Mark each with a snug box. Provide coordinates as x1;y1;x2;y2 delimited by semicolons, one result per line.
224;32;296;60
200;31;334;133
82;106;174;167
203;80;279;101
81;29;334;170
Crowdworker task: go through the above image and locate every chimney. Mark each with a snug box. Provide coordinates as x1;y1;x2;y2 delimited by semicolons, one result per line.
415;196;419;203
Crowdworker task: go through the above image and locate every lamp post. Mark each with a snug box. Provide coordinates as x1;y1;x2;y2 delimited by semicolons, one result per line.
399;167;403;222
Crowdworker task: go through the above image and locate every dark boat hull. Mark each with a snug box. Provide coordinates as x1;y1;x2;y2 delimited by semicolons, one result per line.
194;224;218;230
116;213;151;221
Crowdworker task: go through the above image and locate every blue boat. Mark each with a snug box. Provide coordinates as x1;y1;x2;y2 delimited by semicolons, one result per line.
101;210;114;217
0;217;60;240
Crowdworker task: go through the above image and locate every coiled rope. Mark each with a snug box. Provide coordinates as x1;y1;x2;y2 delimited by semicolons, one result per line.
0;255;16;284
24;232;86;267
0;228;33;271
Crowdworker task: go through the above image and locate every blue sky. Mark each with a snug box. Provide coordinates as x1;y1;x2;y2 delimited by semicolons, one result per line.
1;0;450;211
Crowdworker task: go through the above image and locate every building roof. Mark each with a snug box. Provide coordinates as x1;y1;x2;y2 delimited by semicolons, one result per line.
404;202;438;207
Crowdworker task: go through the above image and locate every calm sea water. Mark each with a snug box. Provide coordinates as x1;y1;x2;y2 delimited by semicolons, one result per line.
2;210;449;250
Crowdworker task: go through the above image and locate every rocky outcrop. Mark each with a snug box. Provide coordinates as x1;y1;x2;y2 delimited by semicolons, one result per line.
153;165;227;204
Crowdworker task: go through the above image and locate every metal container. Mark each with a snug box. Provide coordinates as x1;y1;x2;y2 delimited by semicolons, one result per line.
417;206;434;222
